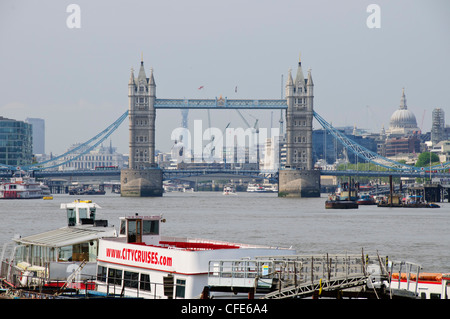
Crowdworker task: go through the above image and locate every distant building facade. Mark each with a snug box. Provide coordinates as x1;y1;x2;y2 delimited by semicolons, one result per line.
432;140;450;163
25;117;45;154
59;143;126;170
431;108;445;145
385;135;420;157
0;116;33;167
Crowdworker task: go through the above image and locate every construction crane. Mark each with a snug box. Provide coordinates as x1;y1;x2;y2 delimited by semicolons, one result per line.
222;122;231;167
235;110;260;167
420;110;426;133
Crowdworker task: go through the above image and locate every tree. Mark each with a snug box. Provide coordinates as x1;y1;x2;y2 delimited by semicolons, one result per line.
415;152;439;167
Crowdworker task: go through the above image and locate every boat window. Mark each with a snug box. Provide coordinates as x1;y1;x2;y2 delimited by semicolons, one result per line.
140;274;151;291
163;275;174;298
78;208;88;219
445;282;450;299
89;207;96;220
72;242;93;261
120;220;126;235
143;220;159;235
58;245;72;261
127;219;142;243
108;268;122;286
175;279;186;298
14;245;27;263
67;208;76;226
430;293;441;299
124;271;139;289
97;265;107;282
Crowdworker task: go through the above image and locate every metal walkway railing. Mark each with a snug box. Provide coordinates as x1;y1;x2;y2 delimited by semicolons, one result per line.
207;253;389;299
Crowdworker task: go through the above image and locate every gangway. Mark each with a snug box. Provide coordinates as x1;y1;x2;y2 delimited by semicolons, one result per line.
207;253;390;299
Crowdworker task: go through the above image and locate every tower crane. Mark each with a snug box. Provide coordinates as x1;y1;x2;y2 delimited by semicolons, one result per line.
235;110;260;168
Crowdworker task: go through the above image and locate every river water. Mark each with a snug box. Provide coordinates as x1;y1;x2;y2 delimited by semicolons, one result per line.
1;192;449;273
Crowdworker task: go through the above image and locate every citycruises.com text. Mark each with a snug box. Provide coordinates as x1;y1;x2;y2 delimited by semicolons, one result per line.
106;248;173;266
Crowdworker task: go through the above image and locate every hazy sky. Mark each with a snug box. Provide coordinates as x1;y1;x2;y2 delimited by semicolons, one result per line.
1;0;449;155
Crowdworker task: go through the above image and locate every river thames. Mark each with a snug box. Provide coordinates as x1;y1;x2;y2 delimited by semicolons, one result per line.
1;192;449;273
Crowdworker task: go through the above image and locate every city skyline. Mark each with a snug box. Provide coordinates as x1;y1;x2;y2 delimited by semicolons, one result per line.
0;0;449;155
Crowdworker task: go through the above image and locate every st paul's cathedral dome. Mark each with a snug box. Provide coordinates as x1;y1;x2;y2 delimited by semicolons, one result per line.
388;88;419;135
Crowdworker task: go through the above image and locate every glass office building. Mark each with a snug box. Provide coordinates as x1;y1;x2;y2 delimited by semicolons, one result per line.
0;117;33;167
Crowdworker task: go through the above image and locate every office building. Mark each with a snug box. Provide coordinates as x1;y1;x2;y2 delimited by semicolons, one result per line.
0;116;33;167
25;117;45;154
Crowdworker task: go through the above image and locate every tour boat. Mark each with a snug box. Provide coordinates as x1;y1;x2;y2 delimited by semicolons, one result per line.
0;200;117;290
0;176;46;199
95;214;296;299
263;183;278;192
247;183;266;192
222;185;236;195
247;183;278;193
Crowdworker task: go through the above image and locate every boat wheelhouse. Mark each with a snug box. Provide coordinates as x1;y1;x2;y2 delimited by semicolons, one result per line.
356;193;376;205
0;200;117;289
95;214;295;299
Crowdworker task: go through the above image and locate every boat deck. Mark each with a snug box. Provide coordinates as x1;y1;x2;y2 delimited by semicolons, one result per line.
106;235;277;251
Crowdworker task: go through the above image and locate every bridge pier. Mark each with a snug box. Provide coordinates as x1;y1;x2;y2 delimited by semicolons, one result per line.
120;168;163;197
278;169;320;198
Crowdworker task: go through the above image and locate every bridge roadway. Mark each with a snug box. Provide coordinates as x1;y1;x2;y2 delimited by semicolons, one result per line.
1;168;447;185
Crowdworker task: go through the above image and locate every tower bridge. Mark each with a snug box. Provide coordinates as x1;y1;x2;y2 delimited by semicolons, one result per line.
119;55;319;197
2;55;449;196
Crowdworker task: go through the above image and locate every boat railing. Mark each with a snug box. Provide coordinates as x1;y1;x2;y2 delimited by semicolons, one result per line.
207;253;390;297
386;260;422;298
0;259;98;290
0;260;88;289
208;258;304;290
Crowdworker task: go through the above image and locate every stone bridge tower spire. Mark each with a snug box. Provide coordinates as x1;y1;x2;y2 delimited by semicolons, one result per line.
285;56;314;170
279;55;320;198
121;57;162;197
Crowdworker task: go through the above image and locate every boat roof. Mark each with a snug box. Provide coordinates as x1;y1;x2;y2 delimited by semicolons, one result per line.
60;200;101;209
14;226;116;248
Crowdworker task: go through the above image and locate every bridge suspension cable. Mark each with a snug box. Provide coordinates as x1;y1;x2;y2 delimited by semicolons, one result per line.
18;110;129;171
313;111;450;172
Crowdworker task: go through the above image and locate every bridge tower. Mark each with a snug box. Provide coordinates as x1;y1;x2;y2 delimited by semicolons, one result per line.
278;55;320;197
120;58;163;197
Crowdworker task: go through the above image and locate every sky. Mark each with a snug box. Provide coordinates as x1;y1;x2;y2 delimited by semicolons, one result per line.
0;0;449;155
